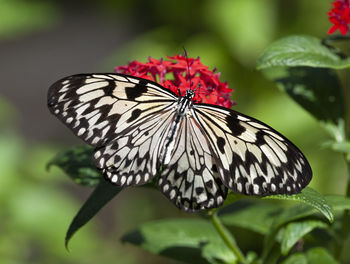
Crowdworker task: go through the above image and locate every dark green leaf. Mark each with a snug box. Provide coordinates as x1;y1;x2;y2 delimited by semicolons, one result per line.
65;180;122;248
256;35;350;69
262;188;333;261
261;66;345;135
219;199;283;235
122;218;237;264
306;247;338;264
264;187;334;223
262;204;318;261
281;252;307;264
47;145;101;187
282;247;338;264
221;192;245;208
280;220;328;255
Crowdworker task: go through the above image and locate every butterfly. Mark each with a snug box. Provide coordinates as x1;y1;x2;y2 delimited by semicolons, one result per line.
47;73;312;212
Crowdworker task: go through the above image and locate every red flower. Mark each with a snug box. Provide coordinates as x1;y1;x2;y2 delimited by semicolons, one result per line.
328;0;350;35
114;55;234;108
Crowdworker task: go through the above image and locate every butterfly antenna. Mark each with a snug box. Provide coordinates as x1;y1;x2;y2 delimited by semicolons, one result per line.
182;47;193;91
196;82;201;93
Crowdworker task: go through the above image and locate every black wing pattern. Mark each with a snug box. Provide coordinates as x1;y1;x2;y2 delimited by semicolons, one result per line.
158;117;227;212
192;104;312;196
48;73;178;187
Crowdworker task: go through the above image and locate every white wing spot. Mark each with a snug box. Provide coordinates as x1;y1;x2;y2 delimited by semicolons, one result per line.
170;190;176;199
127;176;133;185
120;176;126;185
78;127;86;136
136;175;141;184
163;184;169;192
270;184;276;191
111;175;118;183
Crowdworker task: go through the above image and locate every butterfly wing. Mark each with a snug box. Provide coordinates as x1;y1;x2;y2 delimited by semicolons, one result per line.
192;104;312;196
48;73;178;186
158;116;227;212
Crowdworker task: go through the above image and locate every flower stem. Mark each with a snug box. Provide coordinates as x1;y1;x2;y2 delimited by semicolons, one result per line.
210;211;246;263
338;156;350;260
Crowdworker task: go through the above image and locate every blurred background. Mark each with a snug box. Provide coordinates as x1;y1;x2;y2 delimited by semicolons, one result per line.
0;0;348;263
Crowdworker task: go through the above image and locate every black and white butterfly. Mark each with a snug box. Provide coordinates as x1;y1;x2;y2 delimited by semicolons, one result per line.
48;73;312;212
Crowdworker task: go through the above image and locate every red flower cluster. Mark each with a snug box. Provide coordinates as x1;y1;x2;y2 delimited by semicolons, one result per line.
115;55;234;108
328;0;350;35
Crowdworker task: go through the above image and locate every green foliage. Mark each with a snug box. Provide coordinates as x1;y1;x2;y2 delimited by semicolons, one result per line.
0;132;137;264
326;195;350;211
279;220;328;255
256;35;350;70
282;247;338;264
261;67;344;129
219;200;282;235
264;187;334;223
122;218;237;264
47;145;101;187
65;180;122;248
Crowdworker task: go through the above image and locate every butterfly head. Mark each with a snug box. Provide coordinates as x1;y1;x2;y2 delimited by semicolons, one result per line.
177;89;195;116
184;89;195;100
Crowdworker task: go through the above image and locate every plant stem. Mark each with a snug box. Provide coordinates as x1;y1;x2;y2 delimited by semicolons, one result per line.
345;158;350;198
338;157;350;260
210;211;246;263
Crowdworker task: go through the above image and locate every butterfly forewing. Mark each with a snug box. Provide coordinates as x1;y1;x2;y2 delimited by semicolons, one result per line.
192;104;312;196
48;73;177;147
48;73;178;186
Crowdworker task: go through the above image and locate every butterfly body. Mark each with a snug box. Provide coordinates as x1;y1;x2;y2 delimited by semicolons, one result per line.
48;73;312;212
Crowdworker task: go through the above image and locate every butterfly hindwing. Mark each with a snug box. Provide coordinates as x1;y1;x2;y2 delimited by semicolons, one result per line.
94;109;176;186
192;104;312;196
158;117;227;212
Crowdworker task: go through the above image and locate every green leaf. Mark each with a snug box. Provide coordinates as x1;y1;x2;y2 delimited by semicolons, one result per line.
262;204;320;261
65;180;122;248
280;220;328;255
261;188;334;261
282;253;307;264
323;140;350;155
282;247;338;264
325;195;350;211
219;199;283;235
257;35;350;69
221;192;245;208
47;145;101;187
260;66;345;139
122;218;237;264
264;187;334;223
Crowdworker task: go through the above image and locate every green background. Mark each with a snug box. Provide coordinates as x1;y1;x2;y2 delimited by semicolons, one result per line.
0;0;348;263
